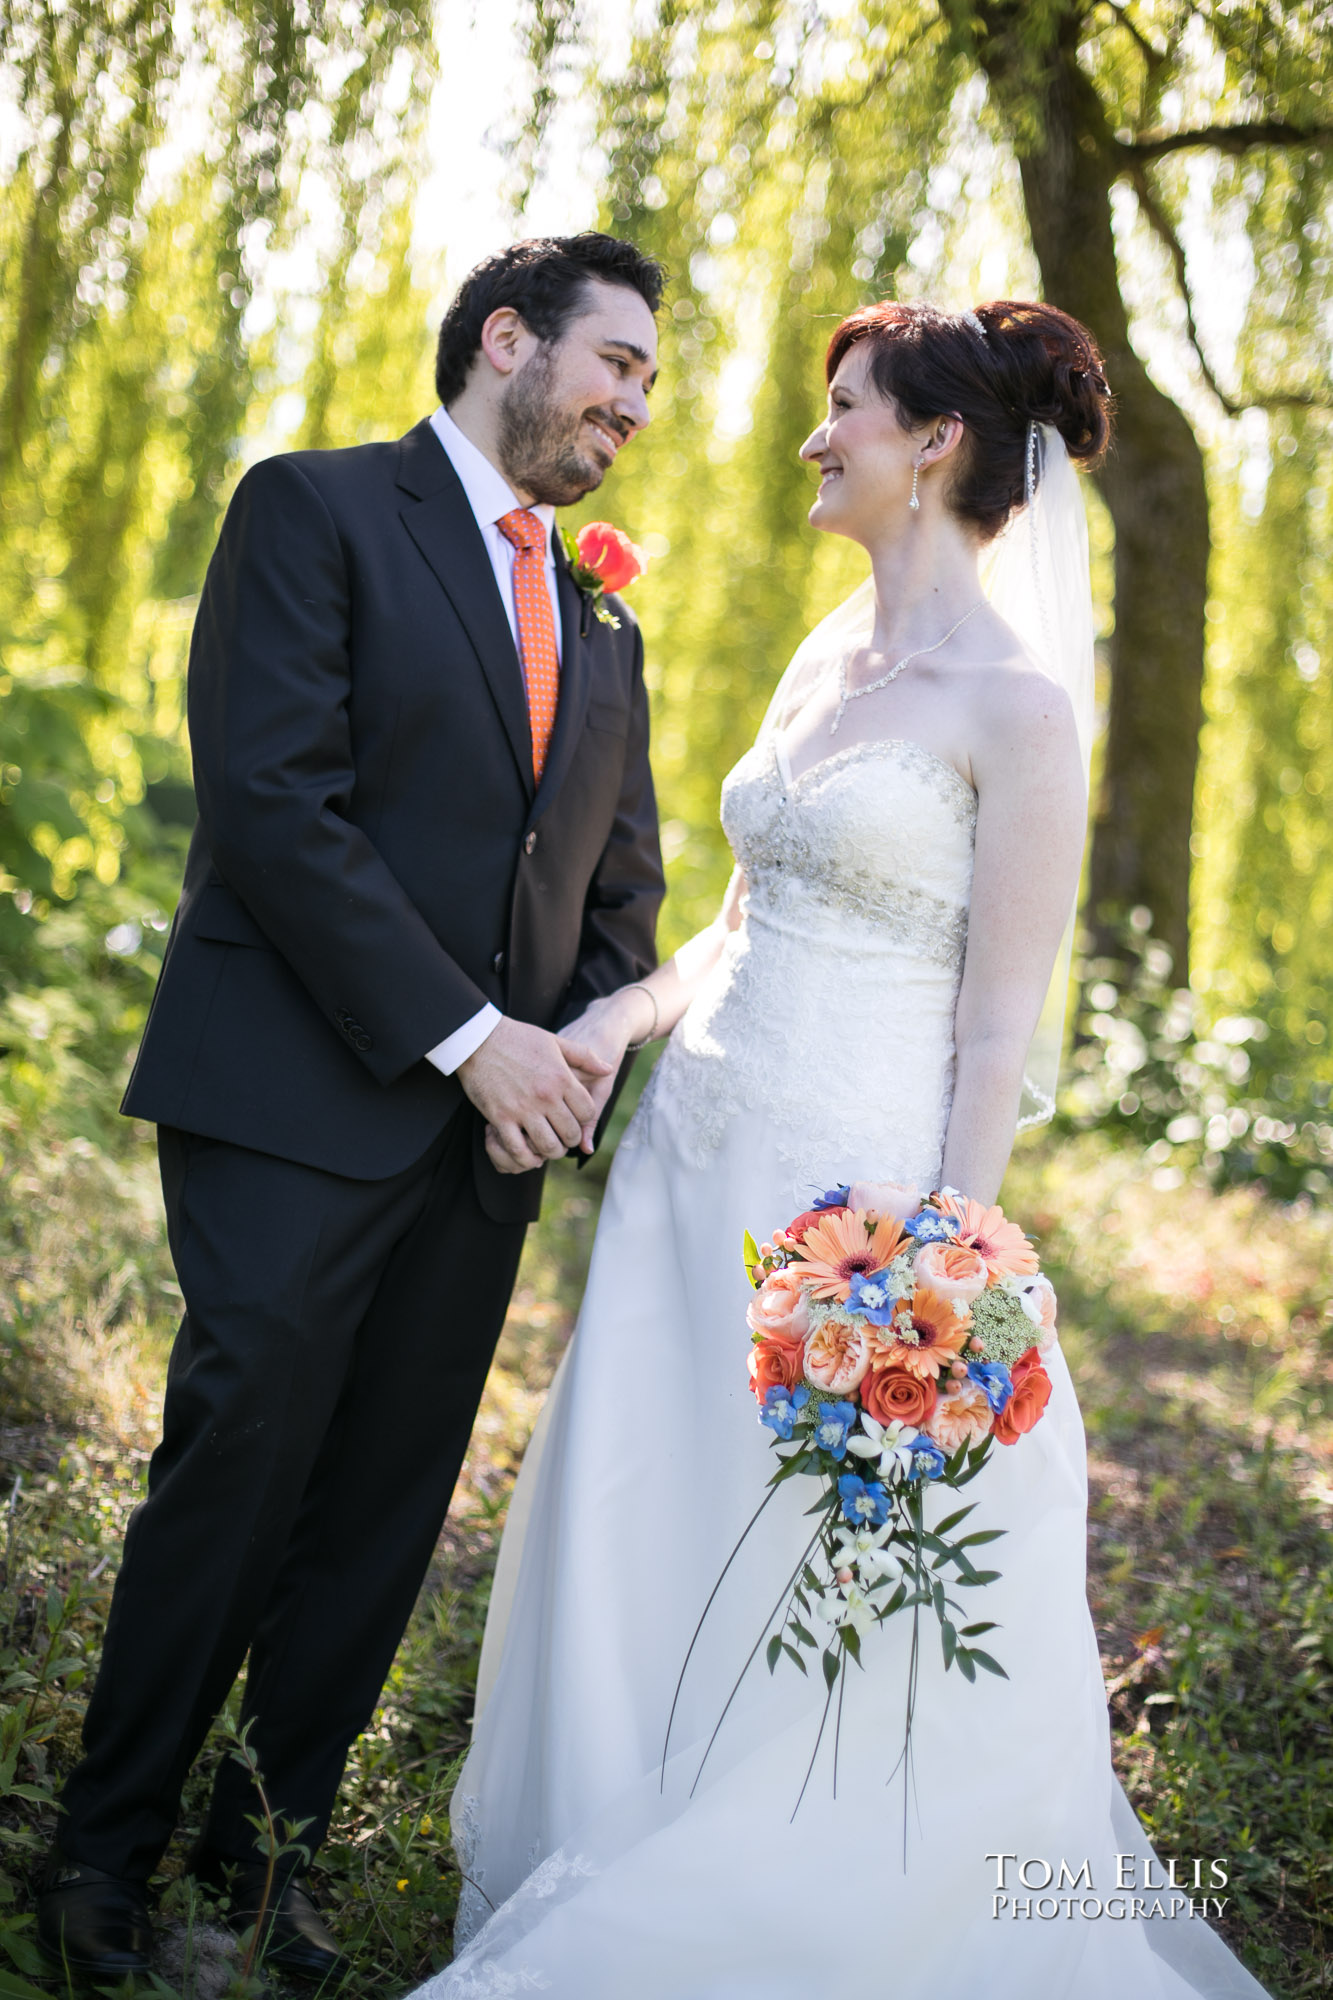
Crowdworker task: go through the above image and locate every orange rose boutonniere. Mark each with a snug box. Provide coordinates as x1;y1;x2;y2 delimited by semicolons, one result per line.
563;521;649;628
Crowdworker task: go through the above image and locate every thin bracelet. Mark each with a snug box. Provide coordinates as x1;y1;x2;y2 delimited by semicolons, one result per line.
624;982;659;1052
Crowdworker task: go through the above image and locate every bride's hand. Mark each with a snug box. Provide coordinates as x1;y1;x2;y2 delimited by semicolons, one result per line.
558;986;658;1152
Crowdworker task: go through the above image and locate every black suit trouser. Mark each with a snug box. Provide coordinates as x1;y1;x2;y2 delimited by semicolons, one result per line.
58;1110;526;1881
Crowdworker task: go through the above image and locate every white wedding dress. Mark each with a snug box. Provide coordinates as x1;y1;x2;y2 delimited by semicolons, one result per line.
420;691;1272;1998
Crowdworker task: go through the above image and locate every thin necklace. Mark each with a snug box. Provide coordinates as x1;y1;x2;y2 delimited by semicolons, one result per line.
830;600;986;735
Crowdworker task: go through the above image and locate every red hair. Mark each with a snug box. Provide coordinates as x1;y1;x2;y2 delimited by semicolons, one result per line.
825;299;1113;540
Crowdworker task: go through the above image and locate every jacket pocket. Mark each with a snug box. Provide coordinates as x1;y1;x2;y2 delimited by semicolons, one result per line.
190;882;272;950
587;697;629;738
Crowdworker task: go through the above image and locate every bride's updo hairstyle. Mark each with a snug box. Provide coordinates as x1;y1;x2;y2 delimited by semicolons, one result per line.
825;299;1113;541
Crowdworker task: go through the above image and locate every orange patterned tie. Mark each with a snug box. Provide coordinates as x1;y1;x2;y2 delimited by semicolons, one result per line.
496;508;560;784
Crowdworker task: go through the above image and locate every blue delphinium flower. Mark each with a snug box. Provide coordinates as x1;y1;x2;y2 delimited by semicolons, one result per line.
812;1184;851;1211
760;1382;810;1440
907;1438;947;1481
966;1359;1013;1414
846;1271;900;1325
811;1400;858;1460
903;1208;960;1245
837;1473;891;1528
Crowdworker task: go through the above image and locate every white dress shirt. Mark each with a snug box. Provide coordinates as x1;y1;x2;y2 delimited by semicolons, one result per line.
424;406;563;1077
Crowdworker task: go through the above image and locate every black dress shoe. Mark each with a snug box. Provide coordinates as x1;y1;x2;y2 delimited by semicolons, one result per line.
37;1853;154;1978
189;1851;347;1984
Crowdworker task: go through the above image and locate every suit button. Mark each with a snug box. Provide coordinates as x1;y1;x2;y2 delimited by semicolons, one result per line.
523;830;538;855
492;950;506;974
353;1032;372;1051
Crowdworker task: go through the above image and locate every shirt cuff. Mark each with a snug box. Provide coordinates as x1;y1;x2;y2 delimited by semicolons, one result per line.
426;1003;502;1076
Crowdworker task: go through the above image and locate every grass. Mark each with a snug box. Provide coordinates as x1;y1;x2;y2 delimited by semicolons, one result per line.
0;1103;1330;1995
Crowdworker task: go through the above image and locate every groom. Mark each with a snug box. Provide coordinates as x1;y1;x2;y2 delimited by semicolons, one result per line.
39;233;666;1979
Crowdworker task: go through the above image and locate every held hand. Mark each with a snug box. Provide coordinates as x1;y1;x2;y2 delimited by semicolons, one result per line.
458;1017;612;1176
558;986;657;1153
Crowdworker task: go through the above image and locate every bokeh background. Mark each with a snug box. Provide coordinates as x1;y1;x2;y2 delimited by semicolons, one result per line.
1;4;1332;1994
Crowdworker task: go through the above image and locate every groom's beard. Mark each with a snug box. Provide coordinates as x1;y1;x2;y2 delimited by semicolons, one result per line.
497;349;621;507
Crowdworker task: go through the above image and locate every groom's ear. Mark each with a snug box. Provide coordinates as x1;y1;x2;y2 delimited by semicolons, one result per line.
479;307;533;379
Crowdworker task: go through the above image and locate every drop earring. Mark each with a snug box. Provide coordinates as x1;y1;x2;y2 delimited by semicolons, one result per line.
908;460;921;511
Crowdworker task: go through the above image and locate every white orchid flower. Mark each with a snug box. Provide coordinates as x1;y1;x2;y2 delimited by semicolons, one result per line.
809;1588;841;1631
831;1520;893;1562
835;1578;880;1638
844;1412;919;1479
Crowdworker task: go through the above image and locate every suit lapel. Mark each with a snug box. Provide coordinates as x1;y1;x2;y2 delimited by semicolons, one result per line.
534;539;594;815
395;421;534;802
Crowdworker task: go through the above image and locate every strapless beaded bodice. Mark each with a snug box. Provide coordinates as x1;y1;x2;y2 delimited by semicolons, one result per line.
632;733;977;1192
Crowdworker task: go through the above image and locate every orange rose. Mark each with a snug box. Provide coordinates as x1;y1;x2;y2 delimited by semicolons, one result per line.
781;1206;844;1245
575;521;647;594
992;1351;1052;1443
748;1332;805;1402
861;1366;937;1430
913;1241;989;1306
746;1268;812;1344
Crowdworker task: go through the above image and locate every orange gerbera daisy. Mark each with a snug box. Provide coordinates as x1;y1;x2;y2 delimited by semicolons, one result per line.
867;1285;971;1380
792;1209;906;1302
937;1193;1038;1280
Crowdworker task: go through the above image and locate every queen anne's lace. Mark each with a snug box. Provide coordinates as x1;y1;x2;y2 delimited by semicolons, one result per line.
628;735;976;1192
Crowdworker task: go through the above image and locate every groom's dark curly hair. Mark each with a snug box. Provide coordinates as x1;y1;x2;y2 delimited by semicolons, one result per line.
436;234;667;406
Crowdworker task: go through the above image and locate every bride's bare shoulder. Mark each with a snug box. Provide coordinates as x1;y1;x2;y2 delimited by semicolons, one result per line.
965;643;1081;789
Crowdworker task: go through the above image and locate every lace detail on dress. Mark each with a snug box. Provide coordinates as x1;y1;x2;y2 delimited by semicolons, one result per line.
626;735;976;1190
434;1841;599;2000
436;1965;550;1997
452;1792;493;1952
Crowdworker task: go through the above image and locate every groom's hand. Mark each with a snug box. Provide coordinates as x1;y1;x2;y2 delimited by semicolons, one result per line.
458;1018;613;1175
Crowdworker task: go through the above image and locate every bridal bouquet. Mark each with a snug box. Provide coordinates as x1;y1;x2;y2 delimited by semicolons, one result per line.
743;1182;1057;1701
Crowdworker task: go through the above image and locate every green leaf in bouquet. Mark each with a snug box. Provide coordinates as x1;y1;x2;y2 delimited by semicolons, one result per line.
964;1569;1001;1587
842;1625;862;1666
955;1650;978;1683
782;1641;808;1674
742;1230;762;1286
766;1633;783;1674
768;1450;811;1488
932;1505;976;1537
953;1528;1005;1548
822;1648;840;1691
967;1648;1009;1679
961;1620;998;1637
790;1617;815;1648
941;1621;958;1668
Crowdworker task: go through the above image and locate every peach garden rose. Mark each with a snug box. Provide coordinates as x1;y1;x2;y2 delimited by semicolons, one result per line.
912;1240;989;1306
746;1268;812;1344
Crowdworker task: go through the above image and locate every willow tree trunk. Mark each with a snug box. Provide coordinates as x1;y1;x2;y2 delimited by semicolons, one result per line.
967;5;1210;978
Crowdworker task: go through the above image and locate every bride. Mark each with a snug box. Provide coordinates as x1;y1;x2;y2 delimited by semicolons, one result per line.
421;300;1270;1999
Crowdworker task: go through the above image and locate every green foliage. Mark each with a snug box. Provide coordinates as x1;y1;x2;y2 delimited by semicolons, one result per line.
0;0;438;1141
567;0;1333;1041
1005;1132;1333;1994
1063;921;1333;1201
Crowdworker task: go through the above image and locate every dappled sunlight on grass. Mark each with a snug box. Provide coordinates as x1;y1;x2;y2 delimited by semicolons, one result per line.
1006;1131;1333;1994
1;1119;1328;1992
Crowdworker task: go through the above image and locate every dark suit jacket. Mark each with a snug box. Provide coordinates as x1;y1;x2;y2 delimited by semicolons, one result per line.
122;417;665;1222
